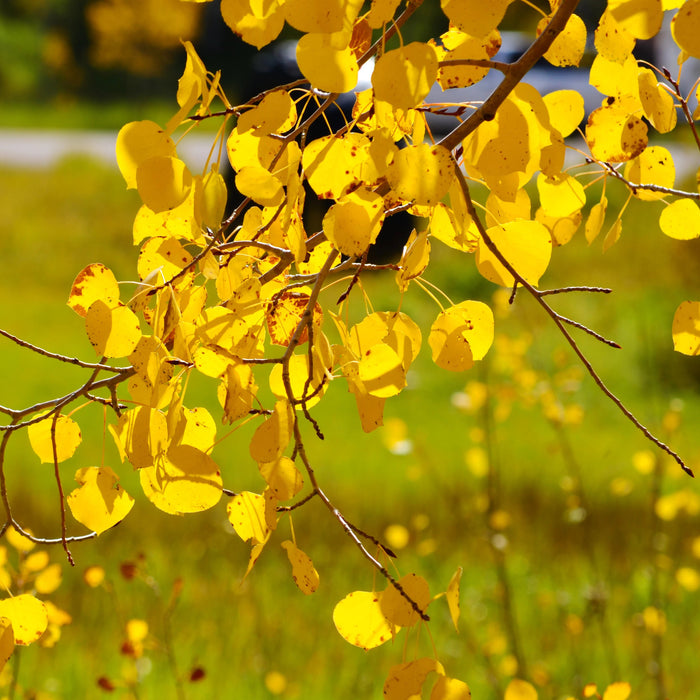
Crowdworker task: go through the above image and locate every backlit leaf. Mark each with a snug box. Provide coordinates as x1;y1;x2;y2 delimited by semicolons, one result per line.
437;35;490;90
266;291;321;347
358;342;406;397
0;595;48;645
384;658;445;700
624;146;674;201
397;229;430;290
323;188;384;257
302;133;368;199
116;121;176;189
28;413;81;464
67;466;135;535
671;0;700;58
542;90;585;137
659;199;700;240
0;619;13;671
608;0;663;39
296;33;358;94
672;301;700;355
585;196;608;243
386;144;454;206
537;13;587;67
227;491;270;544
258;456;303;500
68;264;120;317
236;89;297;135
367;0;401;28
281;540;319;594
430;676;472;699
537;173;586;217
440;0;511;38
586;104;648;163
332;590;395;649
140;445;222;514
249;400;293;462
372;42;438;110
136;156;193;213
446;566;462;632
476;220;552;287
284;0;345;32
380;573;430;627
220;0;285;49
638;68;677;133
86;300;142;359
235;166;285;207
505;679;538;700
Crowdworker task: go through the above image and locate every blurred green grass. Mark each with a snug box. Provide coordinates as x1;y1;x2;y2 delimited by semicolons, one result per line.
1;156;700;698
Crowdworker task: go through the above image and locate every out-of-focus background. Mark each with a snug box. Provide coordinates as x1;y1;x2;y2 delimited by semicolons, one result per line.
2;1;700;698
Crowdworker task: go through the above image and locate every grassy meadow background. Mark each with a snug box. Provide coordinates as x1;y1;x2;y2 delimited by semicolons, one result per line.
1;138;700;699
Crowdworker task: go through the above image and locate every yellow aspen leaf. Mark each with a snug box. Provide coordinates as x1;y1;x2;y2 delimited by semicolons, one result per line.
536;209;582;247
116;120;176;189
249;400;293;463
372;42;438;111
660;199;700;239
624;145;675;201
219;362;258;423
431;676;472;699
235;166;284;207
386;144;453;206
476;220;552;287
602;218;623;252
672;301;700;355
137;236;194;284
112;406;169;469
266;291;321;347
0;595;48;645
140;445;222;514
194;169;227;231
86;300;142;359
602;682;631;700
368;0;401;28
284;0;344;32
586;104;648;163
132;196;196;247
428;301;492;372
672;0;700;58
236;89;297;135
136;156;192;213
397;229;430;290
258;457;303;500
302;133;369;199
384;658;446;700
590;53;641;99
220;0;285;49
170;406;217;453
595;9;636;63
353;388;385;432
281;540;319;594
324;200;377;257
542;90;585;137
0;619;13;671
585;196;608;243
638;68;677;133
227;491;270;544
431;202;477;252
505;679;538;700
537;173;586;218
27;413;81;464
446;566;462;632
380;573;430;627
537;13;586;67
68;263;120;317
67;467;135;535
269;354;327;408
35;564;63;595
608;0;663;39
440;0;511;38
227;127;285;173
437;36;490;90
296;33;358;94
332;590;395;649
358;342;406;397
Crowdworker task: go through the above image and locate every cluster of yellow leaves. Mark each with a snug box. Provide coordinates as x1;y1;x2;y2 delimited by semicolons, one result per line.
0;528;71;673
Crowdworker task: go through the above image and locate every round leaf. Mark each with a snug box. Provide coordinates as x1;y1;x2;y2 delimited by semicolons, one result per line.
333;591;395;649
27;413;82;464
0;596;48;646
